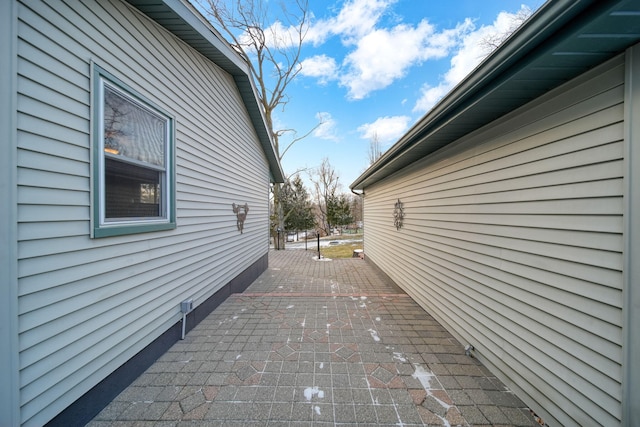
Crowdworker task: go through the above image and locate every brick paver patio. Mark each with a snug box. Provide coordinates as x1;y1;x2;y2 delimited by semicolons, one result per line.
88;249;539;426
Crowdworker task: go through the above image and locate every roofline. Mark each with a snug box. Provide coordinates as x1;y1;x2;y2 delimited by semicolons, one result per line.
126;0;285;183
350;0;598;191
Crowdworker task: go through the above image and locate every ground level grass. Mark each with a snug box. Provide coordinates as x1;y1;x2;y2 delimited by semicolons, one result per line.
319;234;363;259
321;242;363;258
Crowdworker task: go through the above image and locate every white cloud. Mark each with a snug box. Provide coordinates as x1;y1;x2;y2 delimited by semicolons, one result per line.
307;0;394;46
237;20;300;51
341;19;472;100
265;21;302;50
254;0;398;97
313;112;340;141
412;83;450;114
302;0;474;100
413;5;532;114
358;116;411;145
299;55;339;84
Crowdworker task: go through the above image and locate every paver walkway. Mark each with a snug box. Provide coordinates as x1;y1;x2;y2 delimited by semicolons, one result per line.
89;249;540;426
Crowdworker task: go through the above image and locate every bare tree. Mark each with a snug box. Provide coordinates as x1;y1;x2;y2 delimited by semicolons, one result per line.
367;132;383;165
310;158;340;236
197;0;310;249
479;7;533;52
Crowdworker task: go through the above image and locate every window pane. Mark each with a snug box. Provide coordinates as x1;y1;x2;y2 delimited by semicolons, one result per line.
105;157;162;219
104;85;166;167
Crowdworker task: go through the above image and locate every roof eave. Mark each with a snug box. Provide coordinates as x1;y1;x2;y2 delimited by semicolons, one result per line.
350;0;608;191
126;0;285;184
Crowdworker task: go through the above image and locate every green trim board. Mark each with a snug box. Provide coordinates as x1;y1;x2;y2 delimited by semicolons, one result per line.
0;1;20;425
623;44;640;427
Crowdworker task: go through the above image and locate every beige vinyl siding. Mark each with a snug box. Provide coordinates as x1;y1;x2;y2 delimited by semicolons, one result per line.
16;0;270;425
362;55;625;427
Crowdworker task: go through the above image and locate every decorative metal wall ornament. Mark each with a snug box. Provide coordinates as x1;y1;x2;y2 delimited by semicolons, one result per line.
232;203;249;233
393;199;404;230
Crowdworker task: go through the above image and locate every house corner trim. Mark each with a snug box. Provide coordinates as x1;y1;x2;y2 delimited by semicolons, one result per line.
0;0;20;425
622;43;640;426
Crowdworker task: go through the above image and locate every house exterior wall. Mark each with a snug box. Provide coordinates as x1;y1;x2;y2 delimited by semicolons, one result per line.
15;1;272;425
362;54;625;426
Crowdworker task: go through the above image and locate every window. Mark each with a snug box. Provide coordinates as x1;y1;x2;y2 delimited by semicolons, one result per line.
93;65;175;237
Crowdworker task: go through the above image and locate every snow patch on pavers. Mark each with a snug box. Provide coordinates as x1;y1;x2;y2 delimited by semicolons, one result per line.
303;386;325;401
392;352;407;362
412;364;458;427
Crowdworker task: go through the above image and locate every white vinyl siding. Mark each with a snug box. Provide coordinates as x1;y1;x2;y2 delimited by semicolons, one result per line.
362;55;625;427
16;1;270;425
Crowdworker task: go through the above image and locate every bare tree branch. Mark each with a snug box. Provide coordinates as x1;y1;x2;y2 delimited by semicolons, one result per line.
310;158;341;236
198;0;309;152
278;117;325;160
367;132;382;165
478;7;532;52
197;0;312;249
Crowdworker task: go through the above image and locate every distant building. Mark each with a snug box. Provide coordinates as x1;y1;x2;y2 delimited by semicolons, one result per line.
351;1;640;425
0;1;283;425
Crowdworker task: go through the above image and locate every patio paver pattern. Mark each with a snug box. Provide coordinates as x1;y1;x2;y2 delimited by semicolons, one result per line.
89;249;540;426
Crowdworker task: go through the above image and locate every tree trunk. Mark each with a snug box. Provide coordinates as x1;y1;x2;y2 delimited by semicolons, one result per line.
272;183;286;250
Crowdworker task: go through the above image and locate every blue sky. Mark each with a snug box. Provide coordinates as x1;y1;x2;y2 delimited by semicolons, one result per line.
234;0;542;190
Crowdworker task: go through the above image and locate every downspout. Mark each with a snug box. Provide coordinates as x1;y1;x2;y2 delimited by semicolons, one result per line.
351;188;364;257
